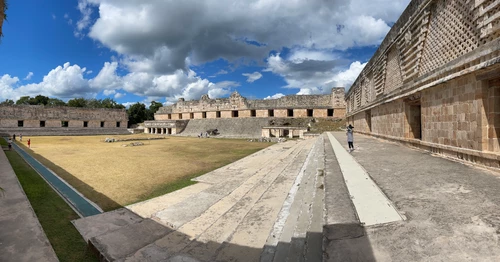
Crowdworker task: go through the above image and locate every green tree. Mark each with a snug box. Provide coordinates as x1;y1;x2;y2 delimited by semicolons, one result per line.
67;97;87;107
0;0;7;40
47;98;66;106
146;101;163;120
0;99;14;105
101;98;125;109
16;96;32;105
85;98;101;108
127;102;147;126
32;95;49;105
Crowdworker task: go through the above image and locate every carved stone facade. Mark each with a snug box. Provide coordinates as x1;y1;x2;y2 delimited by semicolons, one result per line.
145;88;346;136
0;105;128;134
345;0;500;168
155;87;346;121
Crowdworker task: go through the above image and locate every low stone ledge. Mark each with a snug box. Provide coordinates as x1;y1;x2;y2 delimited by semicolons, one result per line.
355;131;500;169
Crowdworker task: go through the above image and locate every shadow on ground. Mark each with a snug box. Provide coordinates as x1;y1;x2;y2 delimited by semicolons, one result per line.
82;210;376;261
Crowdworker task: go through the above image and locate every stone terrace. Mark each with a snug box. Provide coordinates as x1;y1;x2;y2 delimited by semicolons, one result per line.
71;132;500;261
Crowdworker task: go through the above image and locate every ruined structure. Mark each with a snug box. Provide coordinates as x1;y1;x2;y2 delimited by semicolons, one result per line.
145;88;346;138
345;0;500;167
0;105;129;135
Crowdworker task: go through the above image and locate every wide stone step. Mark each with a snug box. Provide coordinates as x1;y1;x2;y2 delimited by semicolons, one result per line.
72;208;143;242
126;182;212;219
179;139;315;261
122;139;315;261
214;141;316;261
152;141;307;229
193;144;290;185
89;219;173;261
262;135;326;262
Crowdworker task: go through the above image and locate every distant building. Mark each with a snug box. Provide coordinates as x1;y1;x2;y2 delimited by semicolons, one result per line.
0;105;128;136
345;0;500;168
145;88;346;137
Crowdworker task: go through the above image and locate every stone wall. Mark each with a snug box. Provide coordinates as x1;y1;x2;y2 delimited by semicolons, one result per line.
420;74;486;150
0;105;128;129
156;88;346;119
344;0;500;168
346;0;500;115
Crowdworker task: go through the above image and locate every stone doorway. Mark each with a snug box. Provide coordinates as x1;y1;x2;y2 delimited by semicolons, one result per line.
365;110;372;132
405;96;422;140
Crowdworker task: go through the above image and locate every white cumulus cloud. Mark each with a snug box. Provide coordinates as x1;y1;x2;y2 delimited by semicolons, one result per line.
264;93;285;100
24;72;34;80
242;72;262;83
76;0;409;74
265;53;366;95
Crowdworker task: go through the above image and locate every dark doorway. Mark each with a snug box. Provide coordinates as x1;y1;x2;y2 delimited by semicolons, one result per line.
83;121;88;127
327;109;334;117
405;99;421;140
365;110;372;132
268;109;274;117
202;112;207;118
216;111;221;118
232;110;239;118
307;109;313;117
287;109;294;117
40;121;45;127
251;110;256;117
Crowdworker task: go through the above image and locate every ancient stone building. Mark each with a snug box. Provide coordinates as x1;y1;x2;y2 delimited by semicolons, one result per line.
0;105;128;135
145;88;346;137
345;0;500;168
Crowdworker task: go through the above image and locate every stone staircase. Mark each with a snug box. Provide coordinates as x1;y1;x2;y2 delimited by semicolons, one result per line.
73;134;359;261
178;118;270;138
177;118;314;138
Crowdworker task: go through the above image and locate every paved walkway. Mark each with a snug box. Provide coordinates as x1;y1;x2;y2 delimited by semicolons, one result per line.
0;147;58;262
326;132;500;261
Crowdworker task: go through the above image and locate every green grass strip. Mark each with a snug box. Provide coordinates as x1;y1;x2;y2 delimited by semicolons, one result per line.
1;139;97;262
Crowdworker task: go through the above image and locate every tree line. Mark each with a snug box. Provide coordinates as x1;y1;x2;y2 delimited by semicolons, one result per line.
0;95;163;127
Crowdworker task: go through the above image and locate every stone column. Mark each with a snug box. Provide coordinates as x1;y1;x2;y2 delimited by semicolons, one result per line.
144;128;149;134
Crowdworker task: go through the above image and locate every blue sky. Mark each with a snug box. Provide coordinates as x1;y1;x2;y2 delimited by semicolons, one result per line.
0;0;410;106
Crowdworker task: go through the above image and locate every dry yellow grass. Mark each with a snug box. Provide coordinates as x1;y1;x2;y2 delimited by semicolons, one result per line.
16;134;271;211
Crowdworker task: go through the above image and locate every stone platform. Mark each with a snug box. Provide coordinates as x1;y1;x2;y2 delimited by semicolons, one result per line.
72;132;500;261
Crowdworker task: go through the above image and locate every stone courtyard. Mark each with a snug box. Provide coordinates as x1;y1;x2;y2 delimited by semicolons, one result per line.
63;133;500;261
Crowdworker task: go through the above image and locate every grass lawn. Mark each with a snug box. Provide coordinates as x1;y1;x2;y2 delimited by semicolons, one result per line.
0;138;97;262
16;134;271;211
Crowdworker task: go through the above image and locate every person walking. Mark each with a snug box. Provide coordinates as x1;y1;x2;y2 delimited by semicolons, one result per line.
19;134;22;141
346;124;354;152
7;138;12;151
27;139;31;148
